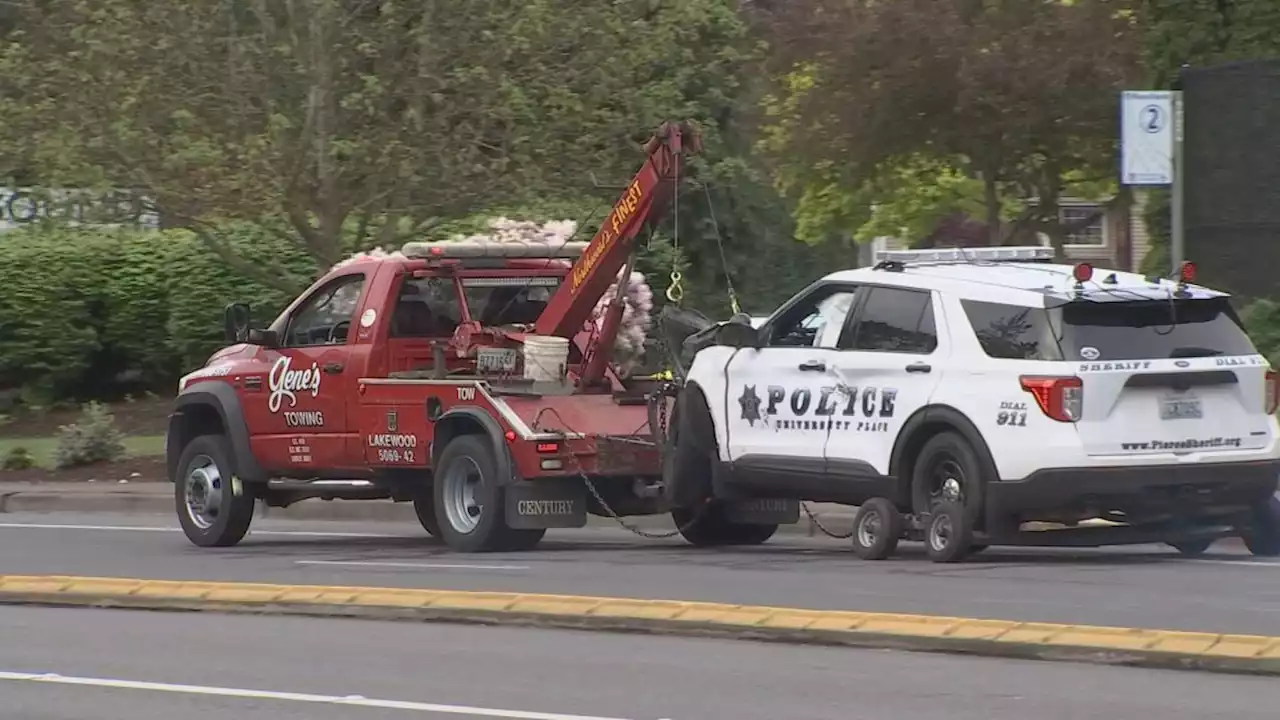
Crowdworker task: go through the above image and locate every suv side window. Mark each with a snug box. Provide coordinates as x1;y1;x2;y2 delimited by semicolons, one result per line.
960;299;1062;361
841;286;936;354
284;274;366;347
765;285;859;348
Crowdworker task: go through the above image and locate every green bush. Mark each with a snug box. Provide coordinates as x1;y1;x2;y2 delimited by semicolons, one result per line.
0;222;324;404
2;446;35;471
1240;298;1280;368
162;222;316;371
0;230;105;404
53;401;126;469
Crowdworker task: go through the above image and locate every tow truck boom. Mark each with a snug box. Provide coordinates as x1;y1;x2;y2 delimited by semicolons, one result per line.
533;121;701;357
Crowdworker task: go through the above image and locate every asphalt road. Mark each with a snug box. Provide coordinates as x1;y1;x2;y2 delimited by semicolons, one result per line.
4;511;1280;635
4;604;1279;720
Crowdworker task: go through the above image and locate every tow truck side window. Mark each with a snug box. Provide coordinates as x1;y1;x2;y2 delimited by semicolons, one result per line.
840;287;937;354
765;285;859;348
461;277;560;327
283;273;366;347
390;276;462;338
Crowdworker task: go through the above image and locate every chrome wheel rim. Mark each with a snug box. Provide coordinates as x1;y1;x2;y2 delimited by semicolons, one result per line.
929;514;953;553
442;457;484;534
857;510;883;548
931;457;965;504
184;454;223;530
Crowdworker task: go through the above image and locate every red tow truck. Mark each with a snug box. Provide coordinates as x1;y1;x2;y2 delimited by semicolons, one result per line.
167;120;799;552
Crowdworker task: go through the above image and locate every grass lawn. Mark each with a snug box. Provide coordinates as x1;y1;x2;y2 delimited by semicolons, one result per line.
0;434;165;469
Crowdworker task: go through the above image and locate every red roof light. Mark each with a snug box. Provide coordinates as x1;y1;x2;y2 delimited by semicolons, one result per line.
1072;263;1093;283
1179;261;1196;283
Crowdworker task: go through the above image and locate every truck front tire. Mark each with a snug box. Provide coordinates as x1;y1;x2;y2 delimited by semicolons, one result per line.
433;434;544;552
174;434;255;548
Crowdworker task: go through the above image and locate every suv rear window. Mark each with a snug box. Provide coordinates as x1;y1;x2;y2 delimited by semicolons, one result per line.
1055;296;1257;360
961;297;1259;361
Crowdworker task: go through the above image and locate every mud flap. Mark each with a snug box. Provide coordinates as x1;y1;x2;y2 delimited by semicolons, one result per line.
722;498;800;525
504;479;589;529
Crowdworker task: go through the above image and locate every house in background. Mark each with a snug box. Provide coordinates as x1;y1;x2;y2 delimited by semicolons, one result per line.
864;191;1156;271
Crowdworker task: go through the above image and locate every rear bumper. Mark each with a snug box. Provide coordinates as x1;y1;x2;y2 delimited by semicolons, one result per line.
987;459;1280;519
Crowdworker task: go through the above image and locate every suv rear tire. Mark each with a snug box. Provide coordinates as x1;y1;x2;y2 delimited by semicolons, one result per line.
1242;494;1280;557
175;434;255;548
911;431;987;528
432;434;544;552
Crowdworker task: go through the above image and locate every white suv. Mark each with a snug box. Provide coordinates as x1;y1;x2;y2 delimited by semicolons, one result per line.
670;246;1280;562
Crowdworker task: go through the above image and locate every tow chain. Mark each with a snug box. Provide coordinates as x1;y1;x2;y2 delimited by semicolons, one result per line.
575;468;709;540
801;502;854;539
567;376;710;540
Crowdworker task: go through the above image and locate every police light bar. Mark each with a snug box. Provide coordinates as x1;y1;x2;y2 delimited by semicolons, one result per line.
402;240;590;259
873;245;1055;264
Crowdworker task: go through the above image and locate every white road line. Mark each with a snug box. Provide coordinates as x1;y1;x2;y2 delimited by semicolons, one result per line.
0;522;396;538
297;560;531;571
1191;558;1280;568
0;671;634;720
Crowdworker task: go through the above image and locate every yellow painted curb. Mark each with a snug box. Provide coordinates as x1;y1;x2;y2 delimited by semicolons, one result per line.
1;575;1277;674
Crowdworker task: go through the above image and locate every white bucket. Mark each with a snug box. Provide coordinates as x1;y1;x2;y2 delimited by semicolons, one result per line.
522;335;569;382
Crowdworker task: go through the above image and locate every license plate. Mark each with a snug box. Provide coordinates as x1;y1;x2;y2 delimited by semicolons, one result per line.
477;348;518;373
1160;396;1202;420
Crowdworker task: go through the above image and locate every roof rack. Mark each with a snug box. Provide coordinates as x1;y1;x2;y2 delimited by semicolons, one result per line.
402;240;590;259
873;245;1055;266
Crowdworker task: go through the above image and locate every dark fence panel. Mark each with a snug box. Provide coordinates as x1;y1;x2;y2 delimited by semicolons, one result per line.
1181;60;1280;300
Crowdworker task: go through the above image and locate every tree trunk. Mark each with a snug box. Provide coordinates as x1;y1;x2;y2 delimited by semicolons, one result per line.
982;169;1001;245
1111;186;1134;270
309;0;343;267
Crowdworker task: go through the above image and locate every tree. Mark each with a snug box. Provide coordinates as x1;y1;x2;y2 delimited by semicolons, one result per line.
751;0;1142;253
0;0;752;289
1144;0;1280;86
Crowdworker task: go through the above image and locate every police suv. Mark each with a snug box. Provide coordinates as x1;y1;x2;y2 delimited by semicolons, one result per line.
669;246;1280;562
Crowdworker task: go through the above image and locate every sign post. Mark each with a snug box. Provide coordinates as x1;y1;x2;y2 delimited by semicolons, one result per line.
1119;90;1180;274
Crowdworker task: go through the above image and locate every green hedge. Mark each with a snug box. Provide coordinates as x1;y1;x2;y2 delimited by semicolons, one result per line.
0;206;690;408
0;224;317;407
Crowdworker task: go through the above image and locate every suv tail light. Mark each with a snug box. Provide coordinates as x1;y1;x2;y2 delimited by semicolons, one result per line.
1267;369;1279;415
1020;376;1083;422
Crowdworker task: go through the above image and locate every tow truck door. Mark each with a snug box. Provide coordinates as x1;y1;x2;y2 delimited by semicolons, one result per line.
822;286;946;487
246;271;369;473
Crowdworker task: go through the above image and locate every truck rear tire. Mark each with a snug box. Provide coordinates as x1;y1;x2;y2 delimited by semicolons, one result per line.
412;486;439;537
672;505;777;546
175;434;255;548
433;434;543;552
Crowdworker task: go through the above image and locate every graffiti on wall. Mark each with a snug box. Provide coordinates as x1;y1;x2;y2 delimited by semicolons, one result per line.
0;187;159;232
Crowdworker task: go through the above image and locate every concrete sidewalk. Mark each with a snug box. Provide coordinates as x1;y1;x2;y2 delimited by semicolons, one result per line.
0;481;857;537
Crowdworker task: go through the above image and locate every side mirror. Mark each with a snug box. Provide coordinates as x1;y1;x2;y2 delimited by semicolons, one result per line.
713;314;762;349
224;303;251;343
247;328;280;349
